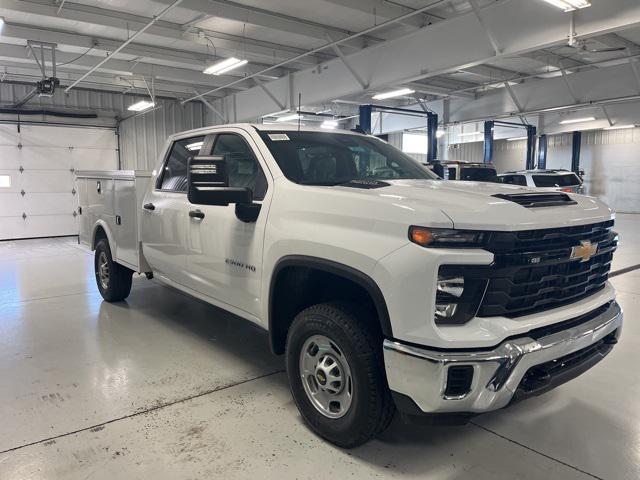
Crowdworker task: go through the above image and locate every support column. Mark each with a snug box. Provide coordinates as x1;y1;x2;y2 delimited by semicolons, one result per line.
483;120;494;164
358;104;372;134
537;134;548;170
427;113;438;162
571;131;582;174
526;125;537;170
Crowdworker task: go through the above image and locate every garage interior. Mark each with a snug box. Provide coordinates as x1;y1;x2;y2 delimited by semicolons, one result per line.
1;0;640;478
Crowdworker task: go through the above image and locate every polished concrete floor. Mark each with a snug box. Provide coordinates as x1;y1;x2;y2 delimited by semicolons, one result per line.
0;215;639;480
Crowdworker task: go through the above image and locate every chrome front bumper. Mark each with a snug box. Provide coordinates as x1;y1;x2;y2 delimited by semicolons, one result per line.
384;301;623;415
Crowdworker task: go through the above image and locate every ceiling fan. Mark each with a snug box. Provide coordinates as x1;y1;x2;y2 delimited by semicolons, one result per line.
566;39;626;55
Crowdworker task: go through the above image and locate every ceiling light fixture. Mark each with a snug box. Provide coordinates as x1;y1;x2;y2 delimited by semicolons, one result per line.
560;116;596;125
436;129;446;138
203;57;248;75
276;113;301;122
540;0;591;12
604;124;636;130
321;120;339;129
372;88;415;100
459;131;482;136
507;136;528;141
127;100;155;112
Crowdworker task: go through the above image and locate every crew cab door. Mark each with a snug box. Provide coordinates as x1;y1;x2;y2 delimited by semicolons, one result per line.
140;134;207;286
185;130;271;318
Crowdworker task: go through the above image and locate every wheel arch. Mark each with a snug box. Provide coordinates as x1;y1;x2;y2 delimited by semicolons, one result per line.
91;220;115;251
268;255;392;355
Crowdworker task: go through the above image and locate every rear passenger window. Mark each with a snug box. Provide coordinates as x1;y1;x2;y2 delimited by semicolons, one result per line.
212;134;268;200
158;136;205;191
502;175;527;186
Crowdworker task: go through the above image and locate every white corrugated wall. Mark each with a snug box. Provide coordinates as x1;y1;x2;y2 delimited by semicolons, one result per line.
119;100;205;170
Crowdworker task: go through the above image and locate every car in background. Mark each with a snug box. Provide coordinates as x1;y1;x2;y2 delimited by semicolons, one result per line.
425;160;500;182
499;169;584;193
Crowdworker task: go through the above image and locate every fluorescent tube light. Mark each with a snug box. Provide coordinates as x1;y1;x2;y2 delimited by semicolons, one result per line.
321;120;339;129
186;141;203;151
604;124;636;130
372;88;415;100
276;114;301;122
203;57;248;75
507;136;528;141
127;100;155;112
560;116;595;125
541;0;590;12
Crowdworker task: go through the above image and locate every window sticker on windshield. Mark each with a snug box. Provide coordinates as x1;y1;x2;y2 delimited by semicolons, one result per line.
268;133;290;141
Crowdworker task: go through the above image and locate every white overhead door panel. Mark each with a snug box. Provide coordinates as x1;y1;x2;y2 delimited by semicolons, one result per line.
0;124;118;240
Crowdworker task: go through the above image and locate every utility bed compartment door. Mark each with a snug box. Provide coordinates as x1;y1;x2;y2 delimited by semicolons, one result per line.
77;170;151;272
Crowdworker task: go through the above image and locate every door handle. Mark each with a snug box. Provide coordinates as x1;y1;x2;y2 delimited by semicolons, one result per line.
143;203;155;211
189;209;205;220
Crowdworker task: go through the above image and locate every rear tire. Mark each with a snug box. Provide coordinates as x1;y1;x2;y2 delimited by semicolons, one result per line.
94;239;133;302
285;302;395;448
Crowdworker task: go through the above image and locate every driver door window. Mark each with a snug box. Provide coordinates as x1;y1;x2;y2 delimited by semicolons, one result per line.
212;134;267;200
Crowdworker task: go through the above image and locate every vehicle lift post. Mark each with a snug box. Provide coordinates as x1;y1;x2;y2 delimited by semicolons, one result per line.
571;131;582;174
358;104;438;162
537;134;548;170
525;125;537;170
484;120;537;168
483;121;494;164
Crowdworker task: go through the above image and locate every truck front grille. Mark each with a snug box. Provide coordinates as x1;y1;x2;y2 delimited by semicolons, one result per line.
477;220;617;318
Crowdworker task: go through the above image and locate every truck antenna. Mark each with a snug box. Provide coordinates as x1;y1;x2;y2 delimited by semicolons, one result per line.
298;93;301;132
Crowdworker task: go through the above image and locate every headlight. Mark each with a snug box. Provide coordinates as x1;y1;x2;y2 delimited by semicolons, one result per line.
434;269;488;325
409;227;487;248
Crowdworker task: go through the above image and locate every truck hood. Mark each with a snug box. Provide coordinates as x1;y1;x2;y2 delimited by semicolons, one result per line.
334;179;614;230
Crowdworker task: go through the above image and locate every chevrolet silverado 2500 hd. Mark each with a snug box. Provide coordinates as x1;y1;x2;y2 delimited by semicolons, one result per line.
77;124;622;448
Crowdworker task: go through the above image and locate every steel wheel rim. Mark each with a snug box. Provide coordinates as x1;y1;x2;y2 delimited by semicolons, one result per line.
299;334;353;419
97;251;110;290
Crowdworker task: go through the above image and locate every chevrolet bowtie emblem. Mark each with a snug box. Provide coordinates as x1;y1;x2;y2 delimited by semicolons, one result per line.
570;240;598;262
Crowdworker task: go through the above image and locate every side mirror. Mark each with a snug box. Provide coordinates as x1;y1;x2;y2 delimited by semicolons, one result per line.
188;155;252;206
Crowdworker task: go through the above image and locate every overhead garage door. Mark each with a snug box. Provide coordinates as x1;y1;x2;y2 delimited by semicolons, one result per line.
0;124;118;240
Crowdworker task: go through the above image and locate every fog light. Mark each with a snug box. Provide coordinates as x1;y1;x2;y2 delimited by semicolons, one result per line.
435;276;464;320
434;270;488;325
437;276;464;298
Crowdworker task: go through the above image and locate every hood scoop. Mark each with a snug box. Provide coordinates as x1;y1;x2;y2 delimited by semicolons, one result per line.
493;192;577;208
339;179;390;189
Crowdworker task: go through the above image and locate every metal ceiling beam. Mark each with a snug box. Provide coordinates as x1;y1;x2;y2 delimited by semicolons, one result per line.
64;0;181;92
0;23;289;79
213;0;640;121
0;63;219;98
3;0;327;67
194;88;226;121
168;0;378;50
0;44;242;93
446;61;640;125
322;0;437;28
183;0;452;104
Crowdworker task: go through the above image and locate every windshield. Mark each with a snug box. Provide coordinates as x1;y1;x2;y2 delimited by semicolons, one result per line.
533;174;581;187
460;167;500;182
258;131;439;185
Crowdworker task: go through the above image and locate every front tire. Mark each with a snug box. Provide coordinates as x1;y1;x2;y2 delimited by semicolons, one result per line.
94;239;133;302
286;302;395;448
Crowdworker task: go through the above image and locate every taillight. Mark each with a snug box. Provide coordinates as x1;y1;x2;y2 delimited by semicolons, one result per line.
561;187;572;193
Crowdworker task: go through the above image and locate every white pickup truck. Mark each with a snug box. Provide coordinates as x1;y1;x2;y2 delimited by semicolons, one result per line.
77;123;622;448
